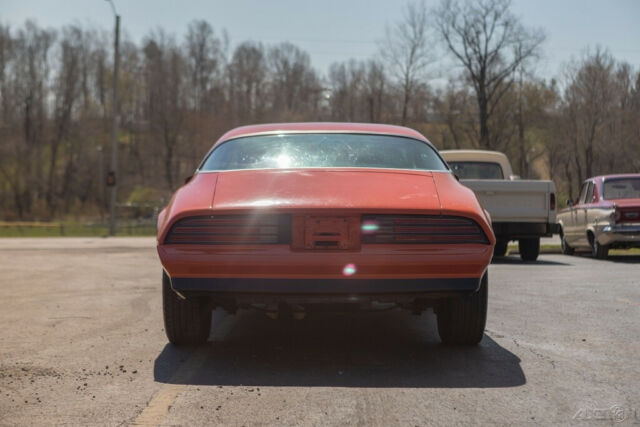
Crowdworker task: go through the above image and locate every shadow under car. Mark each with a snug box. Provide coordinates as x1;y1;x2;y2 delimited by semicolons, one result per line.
154;309;525;389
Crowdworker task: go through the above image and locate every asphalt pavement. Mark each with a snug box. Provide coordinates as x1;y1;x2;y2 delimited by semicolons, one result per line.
0;238;638;425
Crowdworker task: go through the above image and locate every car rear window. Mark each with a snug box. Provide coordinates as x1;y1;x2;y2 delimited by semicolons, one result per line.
200;133;448;172
603;178;640;200
447;161;504;179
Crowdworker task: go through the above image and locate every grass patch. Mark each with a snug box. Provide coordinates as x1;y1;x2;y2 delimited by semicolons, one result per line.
508;243;640;256
508;243;561;252
610;248;640;255
0;221;155;237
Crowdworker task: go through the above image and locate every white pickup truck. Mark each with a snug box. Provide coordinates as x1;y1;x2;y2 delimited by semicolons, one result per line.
440;150;559;261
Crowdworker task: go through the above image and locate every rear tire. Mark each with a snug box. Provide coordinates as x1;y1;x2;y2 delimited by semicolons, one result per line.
561;231;574;255
592;240;609;259
519;238;540;261
437;273;488;345
163;272;211;345
493;239;508;257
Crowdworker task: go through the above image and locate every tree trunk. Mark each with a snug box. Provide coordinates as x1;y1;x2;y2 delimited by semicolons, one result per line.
401;82;410;126
477;87;490;149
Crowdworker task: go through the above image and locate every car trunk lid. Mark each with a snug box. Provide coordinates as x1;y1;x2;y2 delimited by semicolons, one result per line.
211;168;441;214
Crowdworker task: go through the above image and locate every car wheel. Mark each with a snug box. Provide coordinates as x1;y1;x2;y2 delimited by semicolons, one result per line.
162;271;211;345
437;273;487;345
493;239;508;257
560;232;574;255
592;240;609;259
519;238;540;261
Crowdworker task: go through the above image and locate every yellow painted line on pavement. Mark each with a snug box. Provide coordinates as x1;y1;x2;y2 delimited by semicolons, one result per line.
131;313;236;426
131;350;207;426
617;297;640;307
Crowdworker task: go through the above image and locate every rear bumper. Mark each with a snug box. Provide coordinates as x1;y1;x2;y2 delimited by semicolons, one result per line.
168;276;482;305
492;222;559;239
157;244;492;280
597;225;640;246
170;277;481;294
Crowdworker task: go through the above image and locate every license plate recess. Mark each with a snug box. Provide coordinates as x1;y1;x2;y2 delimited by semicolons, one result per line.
291;215;361;250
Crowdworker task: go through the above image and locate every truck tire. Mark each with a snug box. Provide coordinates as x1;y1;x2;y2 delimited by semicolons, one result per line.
493;240;508;257
592;240;609;259
437;273;487;345
560;231;574;255
519;238;540;261
163;271;211;345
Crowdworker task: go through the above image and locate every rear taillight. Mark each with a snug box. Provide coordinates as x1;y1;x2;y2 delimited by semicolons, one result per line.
361;215;489;244
614;207;640;223
165;215;291;244
550;193;556;210
624;211;640;220
611;209;622;223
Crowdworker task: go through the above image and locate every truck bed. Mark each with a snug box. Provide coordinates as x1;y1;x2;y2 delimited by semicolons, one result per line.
459;179;555;223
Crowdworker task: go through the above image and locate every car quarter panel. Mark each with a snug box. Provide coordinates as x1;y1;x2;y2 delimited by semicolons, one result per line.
157;173;219;243
431;172;495;245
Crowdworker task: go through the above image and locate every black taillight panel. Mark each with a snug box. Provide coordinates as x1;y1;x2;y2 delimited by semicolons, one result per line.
165;214;291;245
361;215;489;244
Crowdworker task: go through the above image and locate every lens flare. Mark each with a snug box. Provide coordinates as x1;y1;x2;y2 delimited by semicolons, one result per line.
276;153;292;168
342;263;357;276
361;220;379;234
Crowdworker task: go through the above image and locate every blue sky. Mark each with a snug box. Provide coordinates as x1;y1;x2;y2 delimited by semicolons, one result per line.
1;0;639;82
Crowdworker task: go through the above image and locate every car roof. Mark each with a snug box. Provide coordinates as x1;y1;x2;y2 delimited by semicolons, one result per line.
439;149;509;161
214;122;430;147
589;174;640;183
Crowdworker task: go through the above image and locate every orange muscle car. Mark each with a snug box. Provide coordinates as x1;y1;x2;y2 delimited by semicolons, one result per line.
157;123;495;345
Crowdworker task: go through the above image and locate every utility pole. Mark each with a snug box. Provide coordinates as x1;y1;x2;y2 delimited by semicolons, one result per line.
97;146;104;222
106;0;120;236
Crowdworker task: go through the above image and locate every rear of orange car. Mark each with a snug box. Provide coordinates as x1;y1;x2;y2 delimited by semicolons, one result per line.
157;125;494;346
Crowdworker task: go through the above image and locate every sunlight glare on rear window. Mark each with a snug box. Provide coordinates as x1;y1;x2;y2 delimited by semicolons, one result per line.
200;133;448;172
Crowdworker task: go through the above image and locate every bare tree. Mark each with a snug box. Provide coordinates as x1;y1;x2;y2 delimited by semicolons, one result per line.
185;20;226;113
552;48;640;198
49;25;85;215
1;18;639;222
268;42;321;118
0;24;13;123
363;60;387;123
143;31;187;190
513;76;558;178
327;60;365;122
432;79;477;149
227;42;267;125
434;0;545;149
380;0;435;125
0;22;55;217
563;49;616;184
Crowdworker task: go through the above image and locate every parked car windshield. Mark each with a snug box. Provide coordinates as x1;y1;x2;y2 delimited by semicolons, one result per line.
200;133;448;171
603;178;640;200
447;161;504;179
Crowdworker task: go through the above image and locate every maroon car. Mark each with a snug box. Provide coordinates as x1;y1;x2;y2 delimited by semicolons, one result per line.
558;174;640;258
